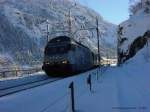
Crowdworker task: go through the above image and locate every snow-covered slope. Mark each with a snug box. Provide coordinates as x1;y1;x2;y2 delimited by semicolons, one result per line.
118;13;150;52
127;39;150;64
118;1;150;63
0;0;117;68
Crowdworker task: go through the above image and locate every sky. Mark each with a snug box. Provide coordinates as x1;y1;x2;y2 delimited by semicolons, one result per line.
78;0;130;25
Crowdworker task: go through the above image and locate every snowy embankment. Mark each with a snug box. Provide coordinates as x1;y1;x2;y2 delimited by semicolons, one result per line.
79;43;150;112
74;46;150;112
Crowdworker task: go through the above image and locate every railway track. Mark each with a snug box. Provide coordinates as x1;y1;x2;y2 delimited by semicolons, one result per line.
0;77;62;97
0;67;102;97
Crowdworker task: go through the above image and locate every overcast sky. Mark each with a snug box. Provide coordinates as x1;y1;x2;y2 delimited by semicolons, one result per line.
78;0;130;25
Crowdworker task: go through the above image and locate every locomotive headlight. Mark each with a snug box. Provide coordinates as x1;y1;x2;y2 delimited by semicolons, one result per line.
45;62;50;65
62;60;68;64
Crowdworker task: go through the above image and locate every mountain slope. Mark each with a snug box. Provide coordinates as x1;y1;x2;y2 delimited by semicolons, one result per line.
0;0;117;68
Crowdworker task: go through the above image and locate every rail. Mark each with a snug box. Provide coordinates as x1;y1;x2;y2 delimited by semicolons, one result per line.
0;77;62;97
0;67;103;97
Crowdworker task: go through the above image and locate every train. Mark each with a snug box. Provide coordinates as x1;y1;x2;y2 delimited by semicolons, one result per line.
42;36;99;77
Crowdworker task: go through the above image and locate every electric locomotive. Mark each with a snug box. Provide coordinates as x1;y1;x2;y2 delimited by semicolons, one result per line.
42;36;99;77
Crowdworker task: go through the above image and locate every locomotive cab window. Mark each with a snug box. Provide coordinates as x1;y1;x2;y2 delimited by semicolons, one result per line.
45;44;71;55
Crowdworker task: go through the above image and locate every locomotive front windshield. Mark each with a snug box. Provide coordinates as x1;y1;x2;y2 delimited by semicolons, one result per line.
45;36;72;55
45;44;71;55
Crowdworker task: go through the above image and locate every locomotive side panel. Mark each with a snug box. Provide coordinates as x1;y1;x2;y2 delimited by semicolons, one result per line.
73;44;94;72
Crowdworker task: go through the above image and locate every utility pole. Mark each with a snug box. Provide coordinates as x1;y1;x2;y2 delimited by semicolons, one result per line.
96;17;101;66
68;2;76;37
46;20;49;42
68;9;72;37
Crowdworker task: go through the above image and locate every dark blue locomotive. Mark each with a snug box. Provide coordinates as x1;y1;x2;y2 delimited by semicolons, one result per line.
42;36;99;76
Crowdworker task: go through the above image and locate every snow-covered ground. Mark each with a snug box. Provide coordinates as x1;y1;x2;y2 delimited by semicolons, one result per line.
0;68;101;112
0;43;150;112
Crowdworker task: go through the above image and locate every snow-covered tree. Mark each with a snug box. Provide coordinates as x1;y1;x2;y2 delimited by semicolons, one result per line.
129;0;150;15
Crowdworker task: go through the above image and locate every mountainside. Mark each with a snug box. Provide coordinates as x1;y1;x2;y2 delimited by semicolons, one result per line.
117;0;150;63
0;0;117;68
